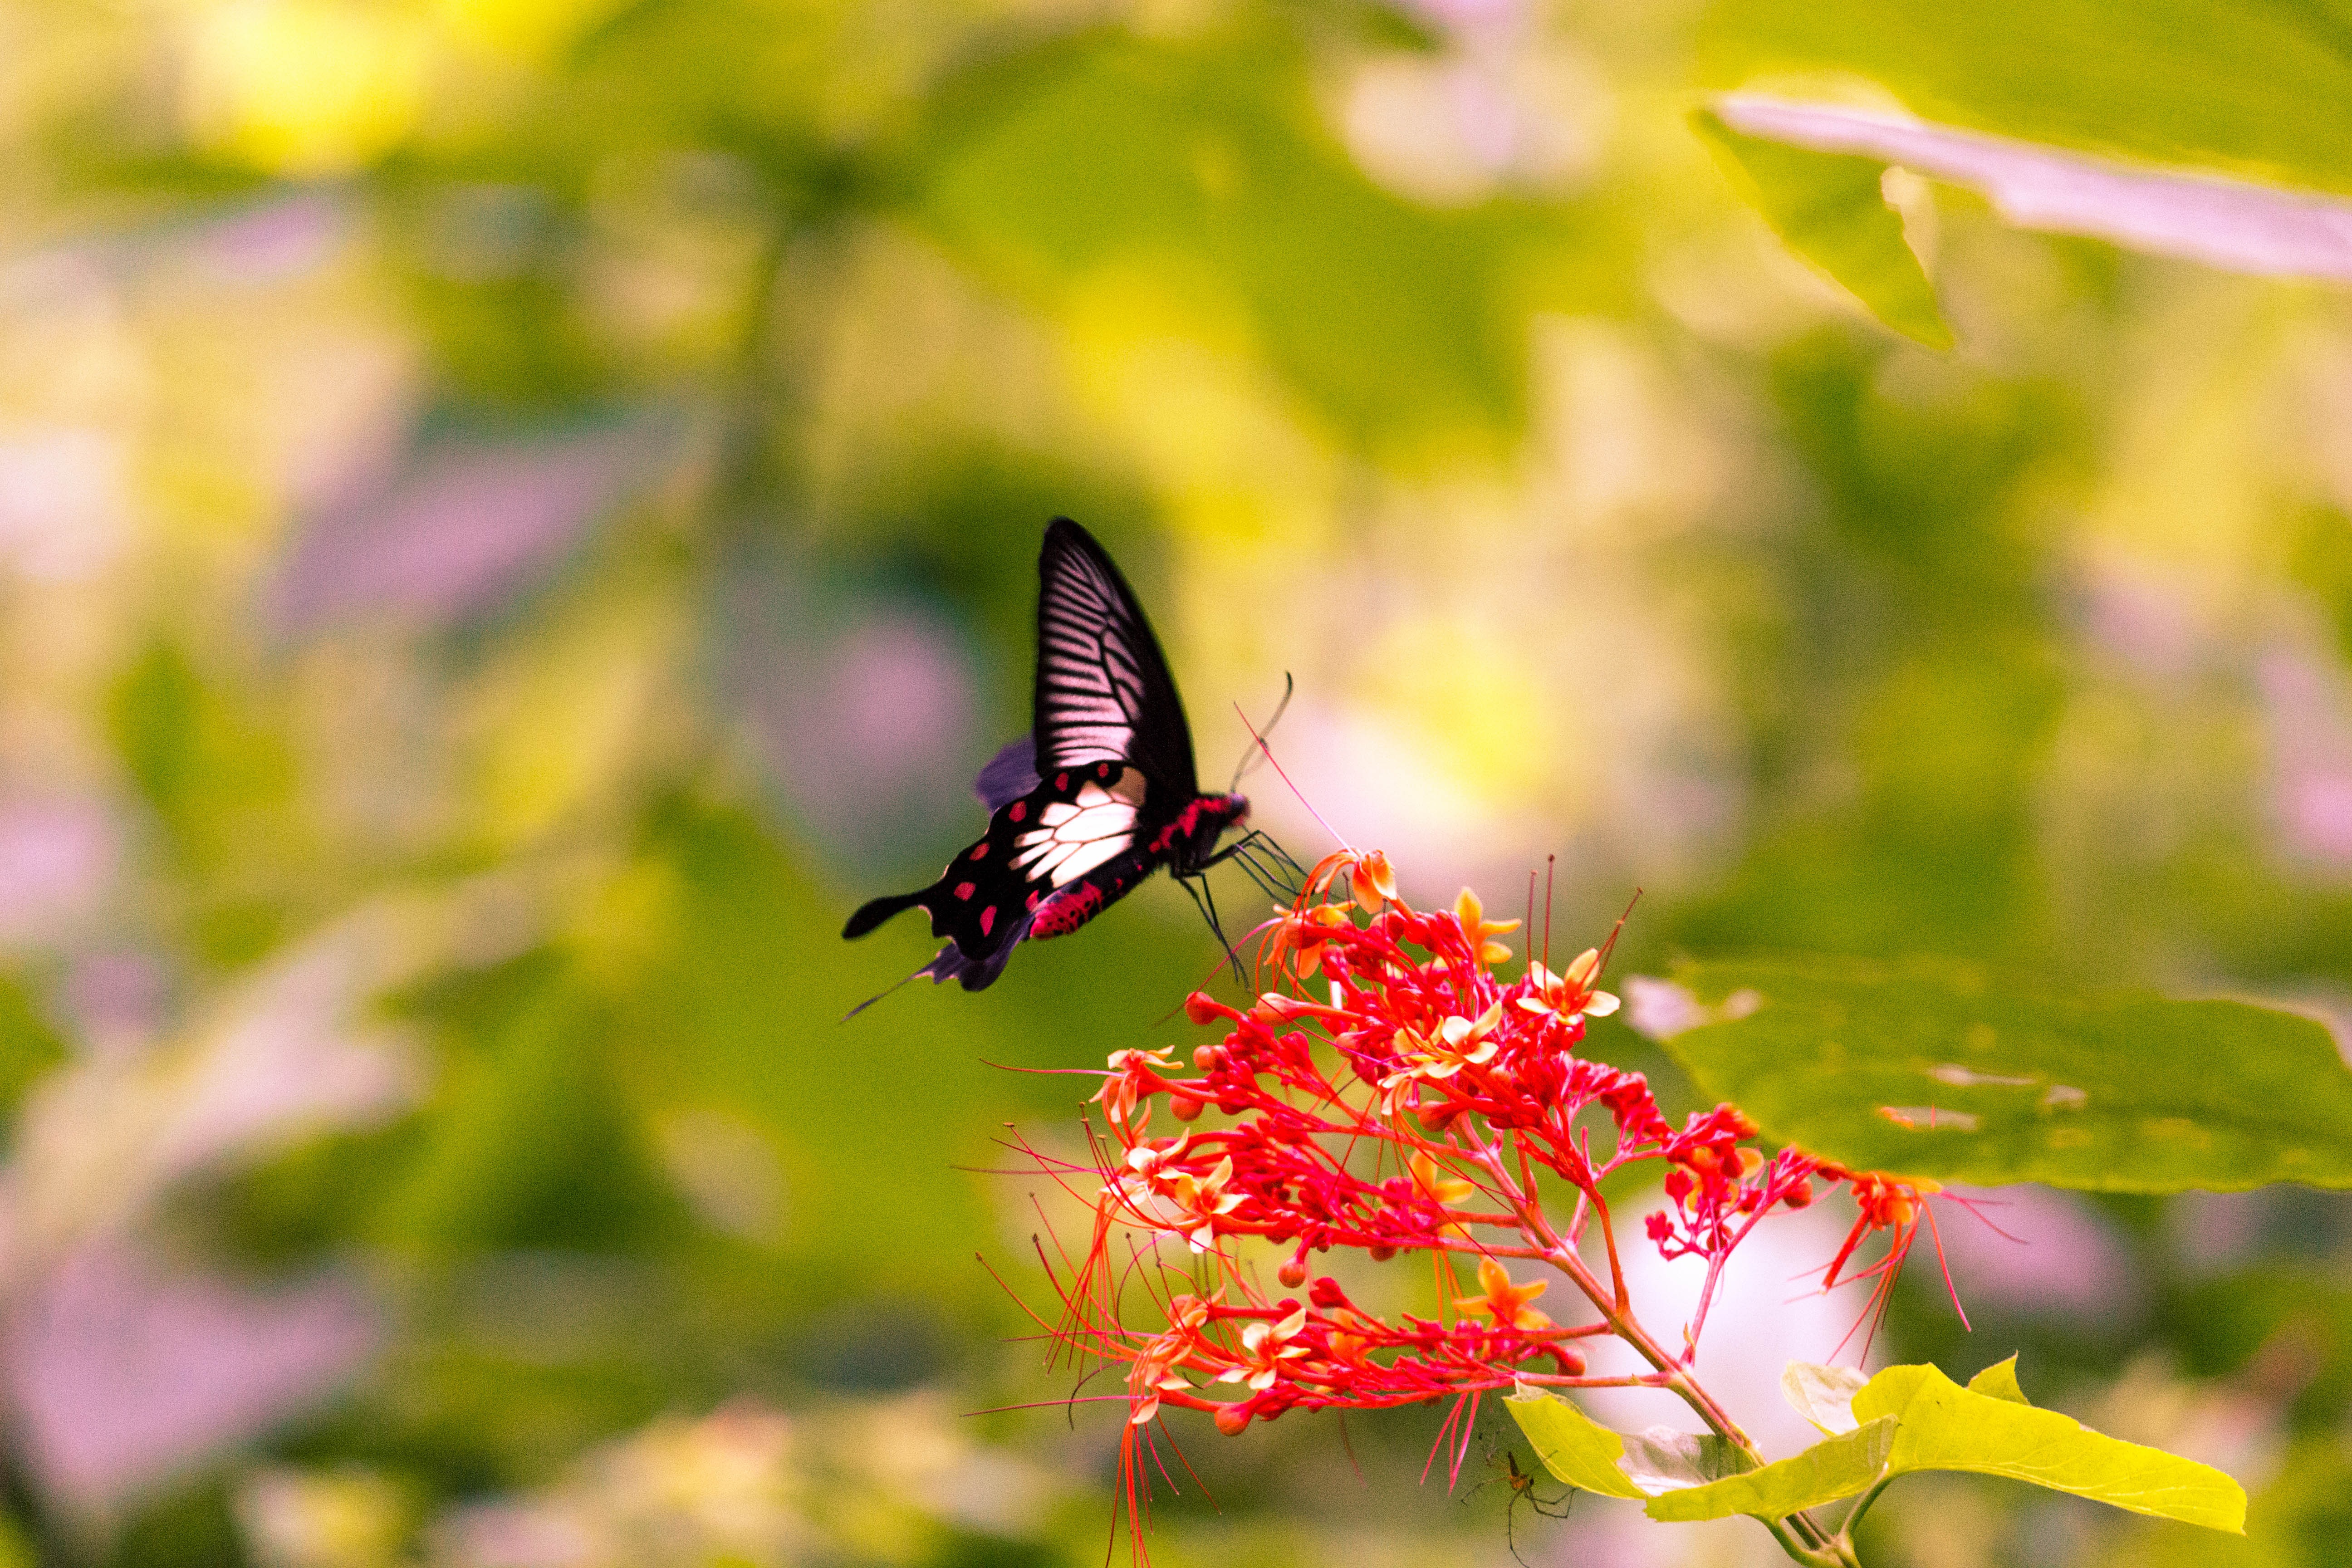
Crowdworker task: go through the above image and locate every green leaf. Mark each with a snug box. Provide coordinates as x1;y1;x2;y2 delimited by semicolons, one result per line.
1697;0;2352;199
1645;1417;1896;1522
1618;1428;1755;1494
919;23;1612;451
1852;1364;2246;1532
1504;1386;1649;1499
1849;1363;1937;1426
1691;109;1950;348
1650;956;2352;1191
1782;1361;1871;1433
1967;1356;2029;1404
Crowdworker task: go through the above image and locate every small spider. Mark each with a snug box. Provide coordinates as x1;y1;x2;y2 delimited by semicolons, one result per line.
1465;1446;1576;1566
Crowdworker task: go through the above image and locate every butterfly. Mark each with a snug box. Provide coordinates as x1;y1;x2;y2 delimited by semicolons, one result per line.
844;518;1286;995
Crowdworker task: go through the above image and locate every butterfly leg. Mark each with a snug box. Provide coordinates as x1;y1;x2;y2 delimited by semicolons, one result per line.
1177;872;1250;986
1196;830;1304;901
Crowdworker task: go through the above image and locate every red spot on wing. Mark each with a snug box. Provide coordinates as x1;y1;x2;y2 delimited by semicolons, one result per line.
1033;882;1107;938
1056;773;1068;790
1026;890;1041;910
980;905;997;936
1009;801;1026;822
971;841;988;859
955;881;975;900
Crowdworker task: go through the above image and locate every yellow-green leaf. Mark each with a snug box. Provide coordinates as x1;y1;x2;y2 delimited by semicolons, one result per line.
1853;1364;2246;1531
1967;1356;2029;1404
1691;108;1951;348
1645;1418;1897;1522
1782;1361;1871;1434
1504;1385;1649;1499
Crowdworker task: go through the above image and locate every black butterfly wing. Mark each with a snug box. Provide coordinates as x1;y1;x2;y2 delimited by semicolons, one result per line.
841;760;1152;989
1034;519;1200;801
972;733;1040;810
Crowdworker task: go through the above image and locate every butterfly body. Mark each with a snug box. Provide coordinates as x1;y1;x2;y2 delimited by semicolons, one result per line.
843;519;1250;991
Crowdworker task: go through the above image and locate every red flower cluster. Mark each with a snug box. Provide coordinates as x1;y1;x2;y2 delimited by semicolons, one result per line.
1024;851;1934;1489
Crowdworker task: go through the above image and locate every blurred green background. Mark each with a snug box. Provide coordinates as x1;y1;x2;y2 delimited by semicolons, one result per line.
0;0;2349;1562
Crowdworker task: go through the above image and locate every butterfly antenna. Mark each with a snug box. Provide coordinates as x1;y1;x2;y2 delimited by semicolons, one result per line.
1232;700;1349;849
1229;672;1297;794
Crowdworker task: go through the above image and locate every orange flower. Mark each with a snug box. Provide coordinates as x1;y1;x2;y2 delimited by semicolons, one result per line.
1325;1306;1383;1365
1408;1149;1475;1207
1272;901;1355;980
1380;1001;1506;1097
1349;849;1398;910
1095;1045;1181;1124
1220;1304;1309;1390
1454;889;1520;966
1517;948;1620;1024
1455;1256;1552;1331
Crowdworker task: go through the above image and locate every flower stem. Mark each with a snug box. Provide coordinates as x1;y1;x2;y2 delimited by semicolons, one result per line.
1495;1150;1840;1558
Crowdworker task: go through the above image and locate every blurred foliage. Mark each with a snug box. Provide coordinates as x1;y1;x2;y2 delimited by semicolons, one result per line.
0;0;2347;1563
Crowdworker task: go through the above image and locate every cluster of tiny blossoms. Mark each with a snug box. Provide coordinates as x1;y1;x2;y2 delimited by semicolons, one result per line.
1033;851;1934;1454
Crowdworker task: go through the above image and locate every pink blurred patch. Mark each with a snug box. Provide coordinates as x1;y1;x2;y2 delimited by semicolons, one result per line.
1401;0;1520;31
1715;95;2352;284
153;933;426;1178
741;605;976;848
1930;1186;2139;1321
63;951;170;1060
274;429;651;632
436;1503;598;1568
2076;558;2201;679
2283;770;2352;861
0;428;130;583
1576;1199;1868;1458
1622;975;1706;1040
2260;650;2352;868
0;796;117;948
2170;1189;2276;1275
5;1239;378;1512
184;197;348;288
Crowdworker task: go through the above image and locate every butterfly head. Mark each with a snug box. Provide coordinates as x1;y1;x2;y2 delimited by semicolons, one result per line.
1166;791;1249;873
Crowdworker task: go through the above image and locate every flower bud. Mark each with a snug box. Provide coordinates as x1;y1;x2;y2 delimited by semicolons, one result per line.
1215;1403;1251;1436
1193;1044;1221;1069
1309;1276;1347;1308
1556;1347;1587;1376
1368;1244;1396;1262
1277;1254;1308;1289
1171;1091;1204;1122
1735;1147;1766;1179
1784;1178;1815;1208
1184;991;1226;1026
